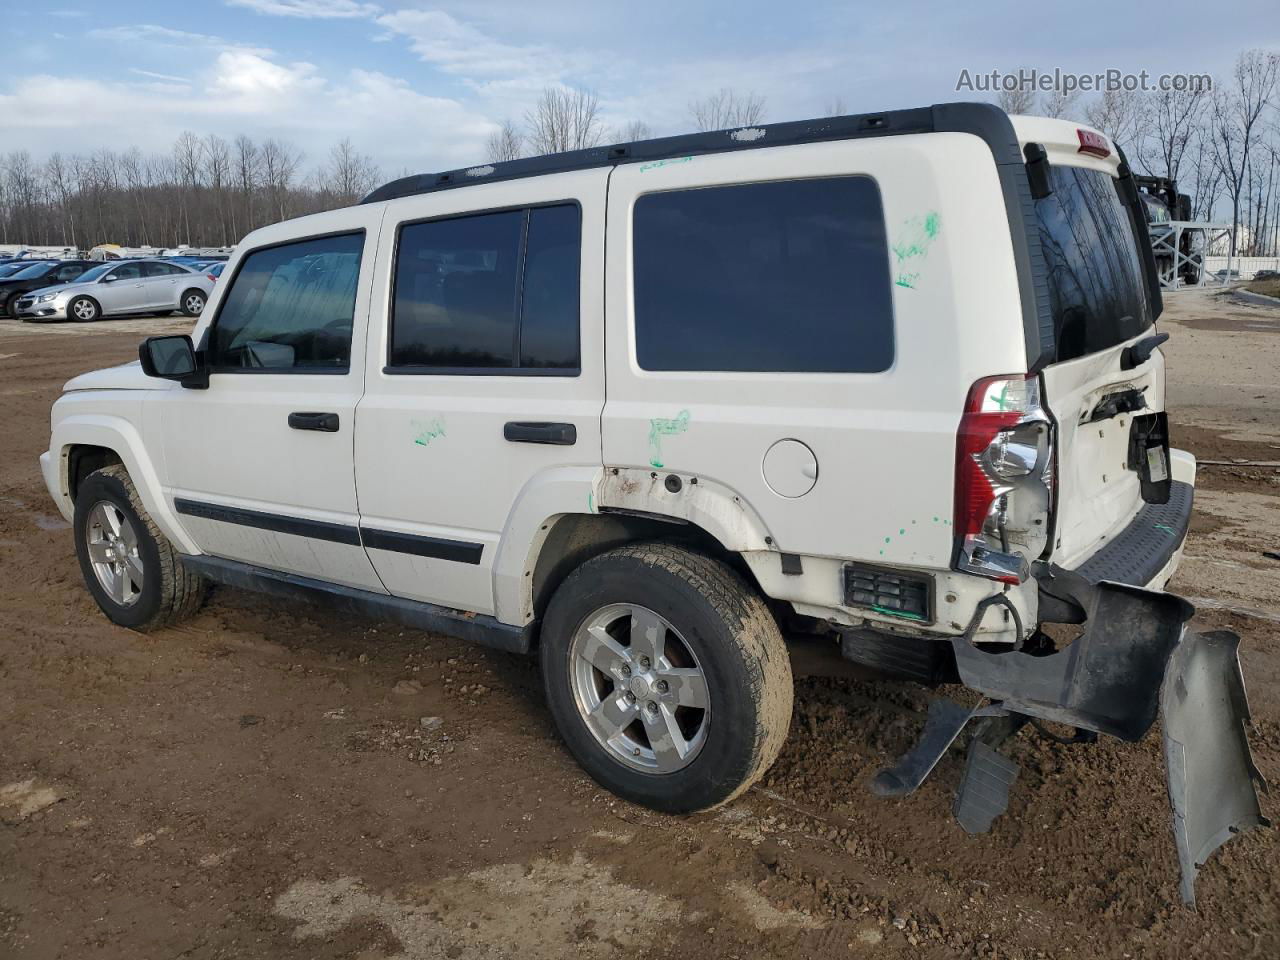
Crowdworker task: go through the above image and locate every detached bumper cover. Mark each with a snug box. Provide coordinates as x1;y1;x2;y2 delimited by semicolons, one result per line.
877;567;1268;905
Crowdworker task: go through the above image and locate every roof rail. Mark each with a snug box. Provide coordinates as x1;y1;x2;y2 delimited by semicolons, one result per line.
361;101;1012;204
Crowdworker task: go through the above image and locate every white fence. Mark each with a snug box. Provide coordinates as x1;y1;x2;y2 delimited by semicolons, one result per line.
1204;256;1280;280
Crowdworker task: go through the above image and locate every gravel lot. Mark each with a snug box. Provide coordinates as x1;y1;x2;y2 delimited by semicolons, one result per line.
1;293;1277;960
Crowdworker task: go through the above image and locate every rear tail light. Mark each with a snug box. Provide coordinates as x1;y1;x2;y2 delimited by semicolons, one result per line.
207;273;217;283
954;374;1054;584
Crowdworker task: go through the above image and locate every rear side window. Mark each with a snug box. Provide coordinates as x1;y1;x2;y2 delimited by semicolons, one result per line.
143;262;184;277
632;177;894;373
209;232;364;372
109;263;143;281
1035;165;1153;362
389;203;581;372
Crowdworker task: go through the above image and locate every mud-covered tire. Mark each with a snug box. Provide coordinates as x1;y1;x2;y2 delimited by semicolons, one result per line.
73;464;206;631
540;542;793;813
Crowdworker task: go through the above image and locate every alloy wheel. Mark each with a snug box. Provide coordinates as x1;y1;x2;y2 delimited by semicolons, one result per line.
568;603;710;774
85;501;144;607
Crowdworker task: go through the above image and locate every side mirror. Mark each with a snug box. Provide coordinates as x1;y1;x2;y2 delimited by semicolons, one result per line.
101;274;118;283
139;335;207;388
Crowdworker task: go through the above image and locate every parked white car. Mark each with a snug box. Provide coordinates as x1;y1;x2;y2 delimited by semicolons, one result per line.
38;103;1264;903
15;259;213;322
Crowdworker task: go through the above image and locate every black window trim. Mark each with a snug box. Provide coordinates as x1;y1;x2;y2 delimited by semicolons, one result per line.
629;173;897;376
204;227;368;377
383;198;583;378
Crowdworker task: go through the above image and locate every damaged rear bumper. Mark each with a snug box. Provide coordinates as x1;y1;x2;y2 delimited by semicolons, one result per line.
874;566;1269;905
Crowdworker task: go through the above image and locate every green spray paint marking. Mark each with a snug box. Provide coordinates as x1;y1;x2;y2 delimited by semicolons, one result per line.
1154;523;1177;536
411;417;446;446
648;410;690;468
639;156;693;173
892;212;941;289
872;605;926;622
587;492;595;513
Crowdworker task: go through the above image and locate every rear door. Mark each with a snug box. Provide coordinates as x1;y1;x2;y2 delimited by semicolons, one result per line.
1029;148;1167;567
141;261;183;309
355;170;607;617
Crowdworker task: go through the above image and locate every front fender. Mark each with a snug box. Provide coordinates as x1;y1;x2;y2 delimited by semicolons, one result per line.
48;409;201;556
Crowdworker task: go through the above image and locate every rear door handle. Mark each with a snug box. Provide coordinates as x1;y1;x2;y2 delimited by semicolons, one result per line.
503;421;576;445
288;411;340;432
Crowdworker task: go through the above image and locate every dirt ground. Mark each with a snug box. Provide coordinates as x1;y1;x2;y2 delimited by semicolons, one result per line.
1;290;1277;960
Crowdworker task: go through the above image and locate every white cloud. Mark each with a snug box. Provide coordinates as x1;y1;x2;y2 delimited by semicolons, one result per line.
375;9;584;93
226;0;380;18
128;67;192;85
87;24;224;46
208;50;324;104
0;54;494;177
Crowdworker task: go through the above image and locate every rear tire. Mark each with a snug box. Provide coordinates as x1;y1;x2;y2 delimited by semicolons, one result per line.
73;464;206;631
540;542;793;813
180;289;206;317
68;296;100;323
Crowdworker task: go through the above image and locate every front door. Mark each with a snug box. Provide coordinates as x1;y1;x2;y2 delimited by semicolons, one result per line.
95;261;146;315
158;207;386;590
355;170;608;619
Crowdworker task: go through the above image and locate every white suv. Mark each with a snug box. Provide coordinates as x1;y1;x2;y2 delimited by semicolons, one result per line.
40;103;1264;902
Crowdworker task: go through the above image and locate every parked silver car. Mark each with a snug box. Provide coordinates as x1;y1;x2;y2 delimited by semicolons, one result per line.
14;259;214;323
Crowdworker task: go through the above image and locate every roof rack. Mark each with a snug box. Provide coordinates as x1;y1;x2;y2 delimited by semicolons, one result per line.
361;101;1016;204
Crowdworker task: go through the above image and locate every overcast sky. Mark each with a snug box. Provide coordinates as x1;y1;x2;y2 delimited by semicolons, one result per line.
2;0;1275;178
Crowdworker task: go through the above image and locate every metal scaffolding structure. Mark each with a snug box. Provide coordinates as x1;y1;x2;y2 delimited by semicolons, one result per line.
1149;221;1235;291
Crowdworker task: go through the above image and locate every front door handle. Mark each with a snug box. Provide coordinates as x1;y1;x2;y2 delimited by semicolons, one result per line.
288;411;340;432
503;421;576;445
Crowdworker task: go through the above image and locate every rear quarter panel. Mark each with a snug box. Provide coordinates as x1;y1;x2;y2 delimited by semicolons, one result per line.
602;132;1028;570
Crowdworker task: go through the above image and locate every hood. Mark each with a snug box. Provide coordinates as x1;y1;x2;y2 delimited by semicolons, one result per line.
50;279;99;297
63;361;167;392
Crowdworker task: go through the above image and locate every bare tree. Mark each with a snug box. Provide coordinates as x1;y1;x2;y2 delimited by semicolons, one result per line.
996;83;1036;115
485;119;523;162
1137;85;1209;183
319;138;380;204
689;88;766;131
202;135;232;245
525;86;605;155
233;134;259;240
1039;88;1082;120
259;138;303;222
1208;50;1280;254
614;120;651;143
1084;90;1148;154
44;153;75;246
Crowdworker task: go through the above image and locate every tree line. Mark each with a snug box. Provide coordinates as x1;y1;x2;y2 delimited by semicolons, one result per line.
0;134;380;251
4;49;1278;256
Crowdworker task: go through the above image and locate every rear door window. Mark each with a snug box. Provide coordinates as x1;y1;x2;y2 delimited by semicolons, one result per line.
632;177;895;373
1035;165;1153;362
209;232;364;372
388;203;581;373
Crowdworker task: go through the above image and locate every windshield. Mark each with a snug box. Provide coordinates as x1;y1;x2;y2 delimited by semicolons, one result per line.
75;263;116;282
1035;165;1153;362
11;262;56;280
0;262;30;278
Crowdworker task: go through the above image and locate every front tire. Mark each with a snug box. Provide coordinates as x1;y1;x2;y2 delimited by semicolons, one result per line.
68;295;100;323
540;542;793;813
180;289;206;317
4;292;22;318
73;464;206;631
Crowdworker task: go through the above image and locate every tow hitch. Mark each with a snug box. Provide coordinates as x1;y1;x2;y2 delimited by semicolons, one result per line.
872;567;1269;905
